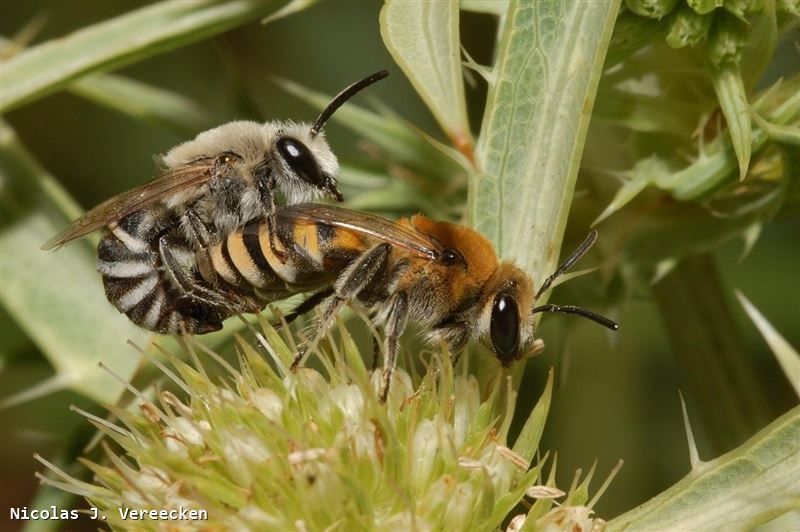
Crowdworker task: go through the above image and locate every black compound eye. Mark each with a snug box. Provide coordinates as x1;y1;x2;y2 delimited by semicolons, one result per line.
277;137;324;187
490;294;520;364
440;247;465;267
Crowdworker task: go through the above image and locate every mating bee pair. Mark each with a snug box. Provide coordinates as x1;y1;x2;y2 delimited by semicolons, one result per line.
44;71;617;402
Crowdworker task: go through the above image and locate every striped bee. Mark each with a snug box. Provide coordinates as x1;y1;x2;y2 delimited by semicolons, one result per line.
42;71;389;332
179;204;618;401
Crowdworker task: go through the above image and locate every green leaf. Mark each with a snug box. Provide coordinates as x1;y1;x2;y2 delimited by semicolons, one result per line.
594;156;671;224
711;65;751;180
1;0;290;112
608;404;800;531
469;0;621;281
0;122;148;403
380;1;473;154
459;0;509;16
69;74;215;135
737;291;800;399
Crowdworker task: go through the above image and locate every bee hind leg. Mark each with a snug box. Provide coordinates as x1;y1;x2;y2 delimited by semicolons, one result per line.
379;292;409;404
276;288;335;330
158;235;252;314
290;243;392;371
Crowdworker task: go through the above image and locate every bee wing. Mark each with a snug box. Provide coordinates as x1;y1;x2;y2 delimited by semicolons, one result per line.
281;204;443;260
41;161;215;250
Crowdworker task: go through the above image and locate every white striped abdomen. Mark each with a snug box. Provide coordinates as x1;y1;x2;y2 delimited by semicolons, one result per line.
97;211;223;334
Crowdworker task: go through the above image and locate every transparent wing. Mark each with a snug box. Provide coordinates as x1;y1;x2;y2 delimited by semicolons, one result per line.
280;204;443;260
42;161;215;250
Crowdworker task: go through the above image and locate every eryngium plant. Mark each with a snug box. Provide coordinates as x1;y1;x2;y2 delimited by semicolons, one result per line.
37;317;616;530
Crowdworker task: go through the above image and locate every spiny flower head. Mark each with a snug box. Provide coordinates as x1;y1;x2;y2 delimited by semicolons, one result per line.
36;316;617;530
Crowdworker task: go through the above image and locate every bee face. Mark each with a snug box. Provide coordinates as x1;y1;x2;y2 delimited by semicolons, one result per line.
270;122;341;203
475;263;535;367
490;292;520;366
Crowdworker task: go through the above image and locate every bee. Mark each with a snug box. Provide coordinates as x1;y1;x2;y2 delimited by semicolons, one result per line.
183;204;618;401
41;71;389;331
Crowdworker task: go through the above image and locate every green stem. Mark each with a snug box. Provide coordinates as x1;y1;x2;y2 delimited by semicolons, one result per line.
652;254;777;453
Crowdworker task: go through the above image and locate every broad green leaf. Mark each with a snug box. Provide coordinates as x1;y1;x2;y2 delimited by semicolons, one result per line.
69;74;215;135
469;0;621;282
711;66;751;180
459;0;509;16
737;291;800;399
380;1;474;155
1;0;290;112
608;404;800;531
0;122;147;403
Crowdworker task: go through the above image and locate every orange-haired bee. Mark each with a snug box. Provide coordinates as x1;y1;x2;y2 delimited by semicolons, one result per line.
42;72;388;331
183;204;618;401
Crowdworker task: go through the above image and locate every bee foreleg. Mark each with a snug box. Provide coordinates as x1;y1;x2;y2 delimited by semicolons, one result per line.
181;208;213;248
290;243;391;372
379;291;409;404
257;175;286;261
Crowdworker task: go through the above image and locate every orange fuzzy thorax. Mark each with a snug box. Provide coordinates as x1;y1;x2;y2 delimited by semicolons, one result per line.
407;215;498;283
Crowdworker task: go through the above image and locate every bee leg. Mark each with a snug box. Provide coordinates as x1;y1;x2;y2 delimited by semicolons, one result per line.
157;235;250;313
290;243;392;371
181;208;218;285
289;295;346;371
257;176;287;262
276;288;335;330
379;292;409;403
371;335;381;371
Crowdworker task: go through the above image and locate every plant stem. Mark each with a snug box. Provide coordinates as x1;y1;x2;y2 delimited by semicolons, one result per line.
652;253;776;454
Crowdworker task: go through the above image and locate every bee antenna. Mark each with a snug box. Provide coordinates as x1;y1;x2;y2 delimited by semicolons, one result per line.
535;230;598;299
532;304;619;331
309;70;389;138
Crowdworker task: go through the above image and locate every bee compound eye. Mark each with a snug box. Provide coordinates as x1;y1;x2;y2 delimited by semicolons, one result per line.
490;293;520;364
441;248;457;265
440;247;466;268
276;137;325;187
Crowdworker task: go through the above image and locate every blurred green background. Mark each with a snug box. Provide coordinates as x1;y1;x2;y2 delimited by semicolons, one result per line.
1;1;798;530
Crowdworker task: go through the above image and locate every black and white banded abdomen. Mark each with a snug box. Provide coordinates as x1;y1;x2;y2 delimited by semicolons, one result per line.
97;211;222;335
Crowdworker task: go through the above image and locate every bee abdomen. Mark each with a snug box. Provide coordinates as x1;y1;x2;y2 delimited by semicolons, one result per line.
98;222;221;335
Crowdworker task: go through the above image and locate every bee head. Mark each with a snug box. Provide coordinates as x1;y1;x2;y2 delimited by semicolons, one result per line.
479;263;536;367
273;125;342;203
272;70;388;204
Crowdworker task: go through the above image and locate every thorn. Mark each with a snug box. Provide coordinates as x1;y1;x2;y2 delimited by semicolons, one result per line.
678;390;703;471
